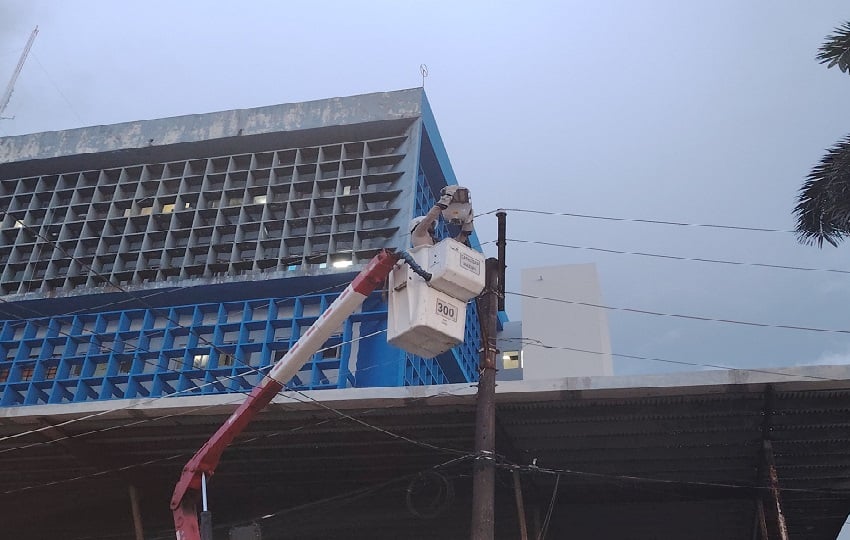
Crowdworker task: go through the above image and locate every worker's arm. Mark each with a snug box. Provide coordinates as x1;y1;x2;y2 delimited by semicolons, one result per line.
411;203;445;248
454;217;474;246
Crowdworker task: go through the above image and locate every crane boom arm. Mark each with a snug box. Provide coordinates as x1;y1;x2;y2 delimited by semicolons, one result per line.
171;250;399;539
0;26;38;118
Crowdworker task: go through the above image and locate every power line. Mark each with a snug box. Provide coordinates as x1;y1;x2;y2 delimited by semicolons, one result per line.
497;459;850;497
503;238;850;275
283;383;472;457
0;211;275;369
0;285;178;322
1;377;476;496
503;337;844;383
0;215;365;443
0;275;359;448
144;455;474;540
481;208;795;234
30;52;85;126
0;280;352;445
0;327;388;452
507;290;850;335
6;333;848;497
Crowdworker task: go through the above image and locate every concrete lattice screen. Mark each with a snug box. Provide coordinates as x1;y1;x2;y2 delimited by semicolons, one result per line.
0;135;408;296
0;90;484;404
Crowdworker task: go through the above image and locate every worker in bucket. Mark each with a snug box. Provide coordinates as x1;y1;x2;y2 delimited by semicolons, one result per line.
410;185;474;248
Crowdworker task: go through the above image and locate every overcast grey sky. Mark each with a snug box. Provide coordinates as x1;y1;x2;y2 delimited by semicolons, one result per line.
2;2;850;376
2;0;850;536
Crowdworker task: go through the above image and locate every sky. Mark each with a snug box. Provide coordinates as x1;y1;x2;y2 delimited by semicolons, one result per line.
2;0;850;536
2;0;850;375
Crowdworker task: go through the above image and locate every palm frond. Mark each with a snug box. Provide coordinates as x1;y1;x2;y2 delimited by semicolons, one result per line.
817;22;850;73
795;135;850;247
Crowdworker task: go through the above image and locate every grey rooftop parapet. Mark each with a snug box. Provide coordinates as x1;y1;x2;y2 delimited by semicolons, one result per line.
0;88;424;165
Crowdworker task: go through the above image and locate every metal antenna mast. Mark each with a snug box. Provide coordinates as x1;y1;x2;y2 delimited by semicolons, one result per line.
0;26;39;119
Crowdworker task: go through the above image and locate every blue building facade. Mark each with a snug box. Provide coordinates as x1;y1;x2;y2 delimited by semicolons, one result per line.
0;89;481;406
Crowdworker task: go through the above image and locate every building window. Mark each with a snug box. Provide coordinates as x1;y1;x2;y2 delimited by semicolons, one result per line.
167;356;183;371
218;353;234;367
20;365;35;381
502;351;521;370
193;354;209;369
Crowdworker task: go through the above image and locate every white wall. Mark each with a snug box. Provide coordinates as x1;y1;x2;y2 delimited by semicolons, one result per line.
520;263;613;379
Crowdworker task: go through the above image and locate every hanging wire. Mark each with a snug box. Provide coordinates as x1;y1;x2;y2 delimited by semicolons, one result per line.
502;238;850;275
480;208;794;234
507;290;850;335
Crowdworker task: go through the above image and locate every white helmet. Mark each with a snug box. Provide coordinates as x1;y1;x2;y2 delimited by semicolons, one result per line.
409;216;428;233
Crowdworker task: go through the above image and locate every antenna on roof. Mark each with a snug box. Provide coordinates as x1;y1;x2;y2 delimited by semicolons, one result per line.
420;64;428;88
0;26;39;119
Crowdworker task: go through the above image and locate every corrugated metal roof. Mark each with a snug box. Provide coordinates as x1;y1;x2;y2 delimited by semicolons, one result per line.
1;367;848;539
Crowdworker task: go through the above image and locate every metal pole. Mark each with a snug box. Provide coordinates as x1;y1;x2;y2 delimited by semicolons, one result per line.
496;210;506;312
471;257;499;540
512;469;529;540
200;474;213;540
128;485;144;540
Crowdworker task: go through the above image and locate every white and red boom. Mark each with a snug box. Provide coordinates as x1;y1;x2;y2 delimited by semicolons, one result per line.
171;250;400;539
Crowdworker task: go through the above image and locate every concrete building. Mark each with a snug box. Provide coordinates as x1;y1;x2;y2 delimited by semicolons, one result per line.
0;88;482;407
497;263;613;381
2;91;847;540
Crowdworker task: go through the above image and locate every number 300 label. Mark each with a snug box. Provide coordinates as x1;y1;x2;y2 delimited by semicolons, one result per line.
436;298;458;322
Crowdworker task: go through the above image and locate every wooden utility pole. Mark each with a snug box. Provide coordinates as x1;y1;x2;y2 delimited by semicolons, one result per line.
471;210;506;539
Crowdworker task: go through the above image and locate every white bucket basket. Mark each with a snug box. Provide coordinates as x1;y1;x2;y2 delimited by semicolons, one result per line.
388;239;485;358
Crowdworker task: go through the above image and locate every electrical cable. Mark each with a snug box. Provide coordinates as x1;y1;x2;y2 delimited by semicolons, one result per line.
5;329;849;499
537;473;560;540
10;281;845;459
0;276;360;446
502;336;845;383
480;208;795;235
0;284;178;321
405;469;455;519
282;382;471;457
0;327;388;452
503;238;850;275
496;459;850;497
30;52;85;126
5;203;848;505
0;376;477;496
143;454;475;540
0;211;357;385
507;290;850;335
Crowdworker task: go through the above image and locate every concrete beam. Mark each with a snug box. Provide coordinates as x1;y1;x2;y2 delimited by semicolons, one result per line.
2;364;849;424
0;88;424;165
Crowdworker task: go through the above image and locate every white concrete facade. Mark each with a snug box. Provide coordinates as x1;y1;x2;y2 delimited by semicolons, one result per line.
519;263;613;379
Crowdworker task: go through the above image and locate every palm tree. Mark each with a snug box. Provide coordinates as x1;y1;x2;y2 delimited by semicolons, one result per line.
795;22;850;247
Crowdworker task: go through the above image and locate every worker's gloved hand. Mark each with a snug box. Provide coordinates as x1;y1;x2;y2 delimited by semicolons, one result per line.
437;185;458;208
441;186;458;197
460;206;475;234
438;186;460;208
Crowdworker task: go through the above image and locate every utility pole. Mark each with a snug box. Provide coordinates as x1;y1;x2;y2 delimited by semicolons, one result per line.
0;26;39;119
471;210;506;539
